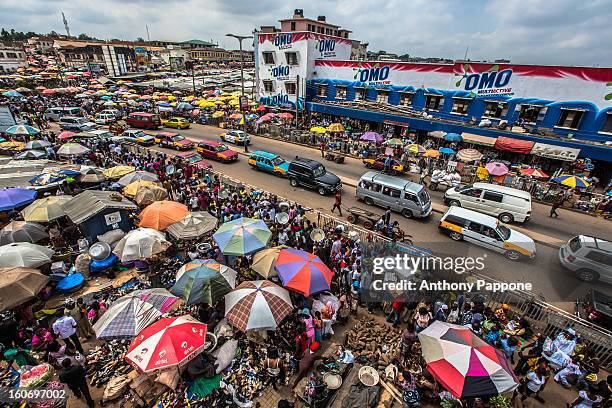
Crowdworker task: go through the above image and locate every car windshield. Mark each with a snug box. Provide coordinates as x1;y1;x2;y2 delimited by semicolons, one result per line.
417;187;429;204
216;145;229;152
171;135;184;142
457;184;473;193
272;157;284;166
185;154;202;163
497;225;511;240
313;165;326;178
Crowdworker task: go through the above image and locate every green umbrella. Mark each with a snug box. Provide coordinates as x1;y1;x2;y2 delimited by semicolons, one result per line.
385;138;404;147
170;259;236;305
213;217;271;256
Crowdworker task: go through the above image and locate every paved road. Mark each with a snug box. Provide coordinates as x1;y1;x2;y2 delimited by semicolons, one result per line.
128;123;612;308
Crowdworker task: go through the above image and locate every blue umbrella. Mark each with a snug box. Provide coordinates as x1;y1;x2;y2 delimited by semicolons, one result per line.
439;147;456;155
2;91;23;98
158;102;171;107
444;132;463;142
57;169;81;177
0;188;37;211
5;125;40;136
245;113;259;120
176;102;194;111
100;95;112;100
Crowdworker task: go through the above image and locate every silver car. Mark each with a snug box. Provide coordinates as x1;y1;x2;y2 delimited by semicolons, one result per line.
559;235;612;284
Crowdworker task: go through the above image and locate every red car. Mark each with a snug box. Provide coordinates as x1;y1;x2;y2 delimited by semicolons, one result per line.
177;151;213;170
362;155;405;174
196;141;238;163
155;132;193;150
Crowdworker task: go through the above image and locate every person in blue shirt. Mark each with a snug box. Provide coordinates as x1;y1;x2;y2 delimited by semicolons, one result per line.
383;155;393;174
500;336;519;363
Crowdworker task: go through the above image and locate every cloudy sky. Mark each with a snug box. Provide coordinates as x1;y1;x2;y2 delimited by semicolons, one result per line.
2;0;610;66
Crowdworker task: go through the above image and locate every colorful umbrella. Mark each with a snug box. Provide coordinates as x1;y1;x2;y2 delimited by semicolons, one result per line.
125;315;207;373
423;149;440;158
444;132;463;142
112;228;170;262
439;147;456;155
21;196;72;222
360;131;384;143
407;144;426;155
0;221;48;245
24;140;51;150
170;259;236;305
456;148;483;162
57;131;77;141
166;212;217;240
0;188;37;211
5;124;40;136
139;201;189;231
213;217;271;256
310;127;327;134
225;280;293;332
327;123;344;132
251;245;288;278
419;321;518;398
275;248;333;296
485;162;509;177
278;112;294;120
0;267;49;312
0;243;54;268
385;138;404;147
552;175;590;188
2;91;23;97
93;288;179;339
57;143;90;156
520;168;549;178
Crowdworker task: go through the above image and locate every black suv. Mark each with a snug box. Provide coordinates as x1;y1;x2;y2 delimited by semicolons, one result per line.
287;157;342;195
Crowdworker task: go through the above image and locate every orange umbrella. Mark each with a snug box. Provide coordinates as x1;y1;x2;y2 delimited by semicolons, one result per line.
139;201;189;231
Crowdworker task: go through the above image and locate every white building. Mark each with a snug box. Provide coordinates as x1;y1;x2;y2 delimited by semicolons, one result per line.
0;46;27;73
160;47;191;70
254;10;359;109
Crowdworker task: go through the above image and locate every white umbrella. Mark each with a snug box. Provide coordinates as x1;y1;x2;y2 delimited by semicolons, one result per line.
117;170;159;187
0;242;54;268
166;212;217;240
15;150;47;160
113;228;170;262
57;143;90;156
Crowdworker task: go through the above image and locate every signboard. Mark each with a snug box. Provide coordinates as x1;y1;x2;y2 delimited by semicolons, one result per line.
531;142;580;161
104;211;122;226
239;96;249;111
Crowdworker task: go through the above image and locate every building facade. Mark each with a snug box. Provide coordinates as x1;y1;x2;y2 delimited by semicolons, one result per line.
0;45;27;72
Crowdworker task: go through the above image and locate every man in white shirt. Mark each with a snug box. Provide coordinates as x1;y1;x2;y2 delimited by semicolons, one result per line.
52;315;83;354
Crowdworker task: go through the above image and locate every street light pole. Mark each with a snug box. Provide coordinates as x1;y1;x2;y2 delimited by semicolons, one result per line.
226;33;253;152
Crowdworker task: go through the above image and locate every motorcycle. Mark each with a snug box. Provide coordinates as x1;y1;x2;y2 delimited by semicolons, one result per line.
324;152;345;164
428;170;461;191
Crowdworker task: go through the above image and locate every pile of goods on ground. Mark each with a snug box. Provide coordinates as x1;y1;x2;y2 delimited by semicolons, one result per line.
86;340;132;387
344;317;402;370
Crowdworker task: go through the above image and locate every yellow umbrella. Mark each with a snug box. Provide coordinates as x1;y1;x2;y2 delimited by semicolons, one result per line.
123;180;160;198
212;111;224;118
0;141;26;151
214;100;226;105
423;149;440;158
327;123;344;133
251;245;288;278
103;165;135;180
406;144;427;155
310;127;327;134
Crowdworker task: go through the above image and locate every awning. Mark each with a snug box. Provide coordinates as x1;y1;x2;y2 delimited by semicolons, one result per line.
560;107;588;112
462;133;497;147
452;96;474;100
531;142;580;161
494;136;534;154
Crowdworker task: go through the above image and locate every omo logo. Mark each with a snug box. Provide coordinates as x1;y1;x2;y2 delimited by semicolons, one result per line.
464;69;512;91
270;65;290;78
354;64;390;83
274;33;293;48
260;93;290;106
318;39;336;53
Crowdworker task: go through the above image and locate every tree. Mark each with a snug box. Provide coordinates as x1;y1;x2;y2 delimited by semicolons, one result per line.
135;37;145;42
1;28;9;39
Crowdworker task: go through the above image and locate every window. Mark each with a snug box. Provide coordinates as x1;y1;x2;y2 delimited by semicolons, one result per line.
451;98;471;115
467;222;483;233
317;84;327;97
556;109;584;129
376;90;389;103
262;80;274;93
601;113;612;133
484;101;508;118
425;95;443;111
404;192;419;204
354;87;366;101
585;251;612;265
382;187;401;198
482;191;503;203
285;52;298;66
461;188;483;198
444;215;466;228
0;52;4;58
262;51;275;65
291;22;296;30
399;92;413;106
518;104;544;123
336;86;347;100
285;82;296;95
370;183;383;193
6;52;17;58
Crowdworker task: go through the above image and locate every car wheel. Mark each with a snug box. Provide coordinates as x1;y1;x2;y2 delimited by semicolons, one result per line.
365;163;372;169
290;178;299;187
449;200;460;207
575;269;599;282
364;197;374;206
318;187;327;196
505;250;521;261
402;209;413;218
499;213;514;224
450;232;463;241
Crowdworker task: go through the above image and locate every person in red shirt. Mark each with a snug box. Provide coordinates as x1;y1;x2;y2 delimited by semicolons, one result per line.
387;299;405;327
331;191;343;216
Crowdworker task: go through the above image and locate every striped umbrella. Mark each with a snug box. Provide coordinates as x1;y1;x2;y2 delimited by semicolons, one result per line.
25;140;51;150
552;175;590;188
125;315;207;373
275;248;333;296
406;144;427;155
520;168;549;178
225;280;293;332
5;124;40;136
166;212;217;240
15;150;46;160
93;289;179;339
170;259;236;305
213;217;271;256
419;321;518;398
456;148;483;162
57;143;90;156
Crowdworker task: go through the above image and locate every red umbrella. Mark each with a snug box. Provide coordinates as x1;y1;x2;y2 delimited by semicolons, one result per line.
58;131;76;141
255;105;267;112
125;315;207;373
42;89;55;95
278;112;294;120
229;113;242;120
520;168;549;178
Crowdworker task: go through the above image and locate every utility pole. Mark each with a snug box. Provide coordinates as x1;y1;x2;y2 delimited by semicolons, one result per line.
146;25;150;42
295;74;300;128
226;33;253;151
464;46;469;61
62;12;71;37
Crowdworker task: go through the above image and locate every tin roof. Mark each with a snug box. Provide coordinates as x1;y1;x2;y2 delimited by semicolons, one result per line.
62;190;137;224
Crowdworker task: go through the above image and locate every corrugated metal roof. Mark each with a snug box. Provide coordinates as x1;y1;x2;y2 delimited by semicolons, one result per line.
62;190;137;224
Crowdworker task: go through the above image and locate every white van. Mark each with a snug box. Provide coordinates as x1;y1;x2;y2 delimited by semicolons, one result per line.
443;182;531;223
439;206;536;260
44;107;83;122
83;129;113;140
356;171;432;218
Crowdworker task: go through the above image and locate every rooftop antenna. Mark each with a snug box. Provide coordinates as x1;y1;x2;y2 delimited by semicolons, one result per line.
463;45;469;61
146;25;150;42
62;12;71;37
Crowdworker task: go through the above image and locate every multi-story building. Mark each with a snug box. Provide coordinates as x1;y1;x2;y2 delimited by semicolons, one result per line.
26;36;55;52
0;44;27;72
229;50;254;63
254;9;362;109
190;47;229;62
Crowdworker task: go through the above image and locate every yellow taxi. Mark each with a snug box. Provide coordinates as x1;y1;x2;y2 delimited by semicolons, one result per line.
161;117;191;129
362;155;405;174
